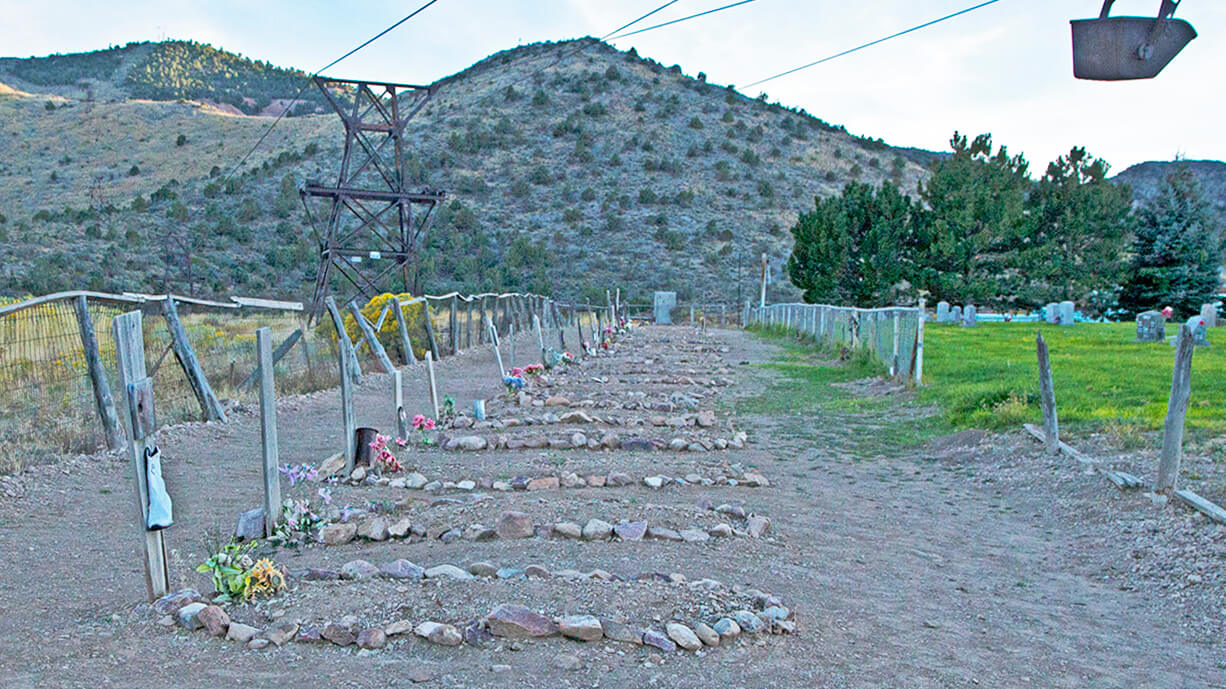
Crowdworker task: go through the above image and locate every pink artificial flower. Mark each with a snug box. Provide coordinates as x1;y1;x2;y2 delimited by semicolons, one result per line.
395;437;407;447
424;418;436;430
510;367;525;377
412;414;426;429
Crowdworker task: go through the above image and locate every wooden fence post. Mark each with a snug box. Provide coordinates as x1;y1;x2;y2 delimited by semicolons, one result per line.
553;301;566;350
1157;325;1194;493
465;298;473;350
423;300;441;362
392;300;417;365
162;297;227;422
256;327;281;537
324;296;363;385
914;299;926;385
394;369;407;440
449;295;459;356
348;301;394;374
533;314;546;366
489;323;506;379
425;351;440;419
113;311;169;601
239;329;302;392
73;295;126;451
1036;330;1059;456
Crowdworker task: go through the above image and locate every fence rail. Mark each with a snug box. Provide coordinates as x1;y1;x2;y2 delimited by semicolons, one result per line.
746;301;925;385
0;288;620;474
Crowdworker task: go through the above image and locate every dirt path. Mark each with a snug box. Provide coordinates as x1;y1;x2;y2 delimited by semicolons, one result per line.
0;327;1221;688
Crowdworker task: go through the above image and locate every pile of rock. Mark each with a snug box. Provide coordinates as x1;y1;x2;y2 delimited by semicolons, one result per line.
334;466;770;492
438;430;749;453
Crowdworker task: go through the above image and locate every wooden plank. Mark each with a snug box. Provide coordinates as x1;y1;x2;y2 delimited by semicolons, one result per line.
392;300;417;365
425;351;440;419
0;290;145;318
324;296;362;385
112;311;169;602
73;295;125;451
1022;423;1100;465
231;296;304;311
373;301;392;330
533;314;546;366
348;301;395;374
394;370;407;440
256;328;281;537
334;320;357;473
1158;325;1194;492
1036;330;1059;455
465;298;474;350
553;301;566;350
162;297;227;422
449;295;459;356
1174;489;1226;524
238;329;301;392
490;323;505;378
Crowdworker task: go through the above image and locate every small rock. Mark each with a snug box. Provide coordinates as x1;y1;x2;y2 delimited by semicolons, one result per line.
424;564;475;580
647;526;683;542
234;508;265;540
262;621;299;646
384;620;413;636
486;604;558;638
614;520;648;541
341;559;380;580
620;438;654;452
606;471;634;486
380;559;425;580
732;610;765;634
357;628;387;649
558;615;604;641
570;432;587;448
554;522;582;539
247;638;270;650
467;561;498;577
582;519;614;540
643;476;665;489
696;411;716;427
527;476;560;491
599;433;620;450
464;620;495;645
742;472;770;487
693;621;720;646
448;435;488;451
153;589;202;615
407;665;438;683
404;472;429;489
415;621;462;646
553;654;581;671
679;528;710;543
319;521;358;546
176;602;207;630
747;515;771;538
544;396;571;407
456;479;476;490
600;619;643;644
713;617;741;640
304;568;340;580
524;564;552;579
642;629;676;652
669;438;688;451
322;623;357;646
350;466;367;481
496;510;535;539
197;605;230;636
357;516;389;541
666;622;702;651
317;452;345;479
388;517;412;538
560;472;585;488
496;567;525;580
294;626;323;644
708;524;733;538
226;622;259;643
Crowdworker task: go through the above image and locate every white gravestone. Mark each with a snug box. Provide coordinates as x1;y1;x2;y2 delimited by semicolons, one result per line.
1058;301;1075;326
950;305;962;323
1200;303;1217;328
936;301;951;323
1135;311;1165;343
961;304;977;328
1045;303;1060;324
653;292;677;325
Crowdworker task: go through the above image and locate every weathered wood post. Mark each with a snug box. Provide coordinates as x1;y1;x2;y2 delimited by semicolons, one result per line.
891;311;900;377
162;297;227;422
425;351;440;419
73;295;125;451
325;296;363;385
1036;330;1059;455
1157;324;1195;493
113;311;169;601
449;295;459;356
239;329;302;392
392;300;416;365
347;301;394;374
256;327;281;537
533;314;547;366
489;323;505;379
465;297;474;350
553;301;566;350
914;298;926;385
394;369;407;440
422;299;441;362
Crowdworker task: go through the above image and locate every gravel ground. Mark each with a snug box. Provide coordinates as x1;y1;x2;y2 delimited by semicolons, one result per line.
0;325;1222;688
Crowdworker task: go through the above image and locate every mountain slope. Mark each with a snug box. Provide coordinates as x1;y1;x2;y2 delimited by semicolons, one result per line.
1;38;935;303
1111;160;1226;228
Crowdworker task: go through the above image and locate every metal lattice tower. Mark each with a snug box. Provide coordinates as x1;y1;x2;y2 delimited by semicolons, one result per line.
301;76;445;317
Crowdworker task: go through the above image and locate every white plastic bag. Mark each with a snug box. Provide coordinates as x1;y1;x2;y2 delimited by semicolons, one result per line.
145;446;173;530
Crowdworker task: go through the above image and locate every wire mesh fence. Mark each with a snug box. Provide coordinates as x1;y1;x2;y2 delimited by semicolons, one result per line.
747;302;925;385
0;289;619;474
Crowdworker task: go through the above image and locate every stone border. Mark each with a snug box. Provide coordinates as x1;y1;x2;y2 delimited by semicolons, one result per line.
317;511;774;547
332;466;770;492
156;581;796;652
438;431;749;453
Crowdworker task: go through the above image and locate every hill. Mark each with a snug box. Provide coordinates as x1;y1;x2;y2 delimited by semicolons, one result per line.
1111;160;1226;228
0;38;940;303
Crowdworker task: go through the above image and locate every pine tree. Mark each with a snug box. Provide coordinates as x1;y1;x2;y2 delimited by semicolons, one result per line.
1118;166;1223;318
787;181;913;306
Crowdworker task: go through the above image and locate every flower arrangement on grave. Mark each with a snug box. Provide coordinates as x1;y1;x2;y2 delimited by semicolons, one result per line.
279;463;318;486
271;497;329;545
523;363;544;377
503;375;526;396
560;351;577;365
544;348;564;369
412;414;437;446
367;434;403;473
196;538;285;602
441;395;456;421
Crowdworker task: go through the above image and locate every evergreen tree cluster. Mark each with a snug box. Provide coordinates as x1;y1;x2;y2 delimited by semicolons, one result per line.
787;132;1219;316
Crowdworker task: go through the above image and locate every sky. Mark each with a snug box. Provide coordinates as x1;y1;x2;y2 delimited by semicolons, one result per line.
1;0;1223;172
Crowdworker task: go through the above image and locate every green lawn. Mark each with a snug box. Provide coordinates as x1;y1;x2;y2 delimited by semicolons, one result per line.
922;321;1226;433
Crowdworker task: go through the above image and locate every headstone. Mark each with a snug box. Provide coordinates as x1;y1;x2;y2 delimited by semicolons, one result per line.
949;305;962;323
1178;316;1210;347
653;292;677;325
1058;301;1075;326
1135;310;1165;343
1200;303;1218;328
1045;303;1059;324
936;301;951;323
960;304;977;328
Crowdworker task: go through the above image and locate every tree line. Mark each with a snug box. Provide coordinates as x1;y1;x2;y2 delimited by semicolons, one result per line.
787;132;1222;318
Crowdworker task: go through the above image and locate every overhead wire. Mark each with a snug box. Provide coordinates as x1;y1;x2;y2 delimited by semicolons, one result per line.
607;0;760;40
217;0;442;186
743;0;1007;88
